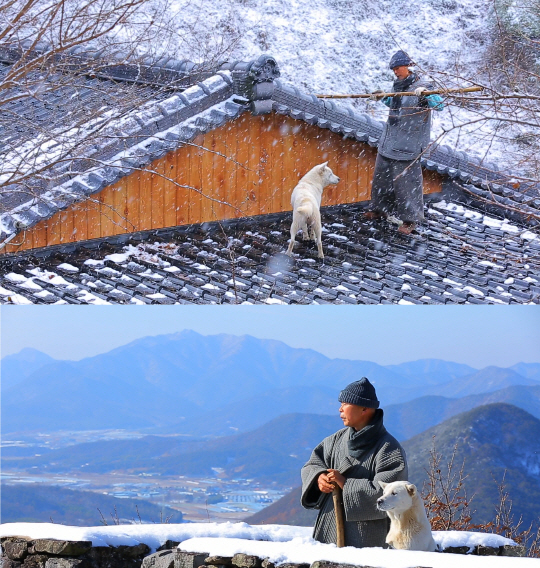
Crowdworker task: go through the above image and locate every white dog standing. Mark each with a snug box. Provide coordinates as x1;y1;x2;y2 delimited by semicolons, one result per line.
286;162;340;259
377;480;437;552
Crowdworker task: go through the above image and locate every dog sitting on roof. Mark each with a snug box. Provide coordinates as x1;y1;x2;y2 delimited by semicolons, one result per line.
377;480;438;552
286;162;340;259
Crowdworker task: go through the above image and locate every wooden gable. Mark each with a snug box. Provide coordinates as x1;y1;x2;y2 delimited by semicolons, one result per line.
2;113;443;255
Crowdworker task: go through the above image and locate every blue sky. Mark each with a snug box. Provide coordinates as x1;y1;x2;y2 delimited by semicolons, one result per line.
1;306;539;367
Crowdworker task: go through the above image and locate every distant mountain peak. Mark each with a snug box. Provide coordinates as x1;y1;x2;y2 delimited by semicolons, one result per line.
2;347;54;362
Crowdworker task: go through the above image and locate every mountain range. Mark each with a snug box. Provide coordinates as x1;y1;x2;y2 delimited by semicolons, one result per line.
384;385;540;441
402;403;540;527
2;332;539;436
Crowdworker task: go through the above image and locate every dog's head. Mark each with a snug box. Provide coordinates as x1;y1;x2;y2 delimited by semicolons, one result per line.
377;480;418;513
317;162;340;186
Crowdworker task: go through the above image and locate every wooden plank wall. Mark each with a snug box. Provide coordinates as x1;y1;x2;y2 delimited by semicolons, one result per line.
2;113;443;254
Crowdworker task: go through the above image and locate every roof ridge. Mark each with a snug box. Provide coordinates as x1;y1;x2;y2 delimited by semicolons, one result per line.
0;42;281;91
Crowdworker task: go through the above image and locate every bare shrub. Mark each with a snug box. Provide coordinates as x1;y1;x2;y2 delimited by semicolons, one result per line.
422;436;540;557
421;436;474;531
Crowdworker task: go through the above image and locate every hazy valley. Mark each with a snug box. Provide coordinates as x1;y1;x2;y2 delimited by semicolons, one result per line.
3;331;540;526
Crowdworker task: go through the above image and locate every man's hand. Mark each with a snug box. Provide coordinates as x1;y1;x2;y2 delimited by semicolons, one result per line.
317;472;335;493
369;89;385;101
327;469;346;490
414;87;427;97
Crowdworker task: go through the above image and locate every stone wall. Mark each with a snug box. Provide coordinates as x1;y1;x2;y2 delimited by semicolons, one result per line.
0;538;150;568
142;544;526;568
0;537;527;568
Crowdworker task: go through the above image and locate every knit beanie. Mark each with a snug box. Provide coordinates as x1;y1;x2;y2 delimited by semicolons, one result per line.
338;377;380;408
389;50;413;69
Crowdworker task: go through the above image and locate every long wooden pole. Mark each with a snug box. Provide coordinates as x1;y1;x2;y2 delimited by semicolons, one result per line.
332;484;346;548
316;86;484;99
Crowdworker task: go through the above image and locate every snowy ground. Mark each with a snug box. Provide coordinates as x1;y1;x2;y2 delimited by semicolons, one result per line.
0;522;534;568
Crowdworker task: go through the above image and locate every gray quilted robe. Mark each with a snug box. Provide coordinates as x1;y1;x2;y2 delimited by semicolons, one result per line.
377;76;435;162
300;427;408;548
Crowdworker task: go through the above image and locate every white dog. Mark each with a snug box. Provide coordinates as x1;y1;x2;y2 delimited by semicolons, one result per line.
377;480;437;552
286;162;340;259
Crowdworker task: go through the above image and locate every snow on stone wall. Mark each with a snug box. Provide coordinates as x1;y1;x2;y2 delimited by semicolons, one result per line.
0;522;531;568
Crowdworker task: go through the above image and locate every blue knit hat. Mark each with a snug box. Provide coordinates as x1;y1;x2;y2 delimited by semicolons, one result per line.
339;377;380;408
389;50;413;69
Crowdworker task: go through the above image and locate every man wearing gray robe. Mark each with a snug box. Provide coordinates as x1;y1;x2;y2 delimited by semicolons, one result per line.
366;50;444;235
301;378;407;548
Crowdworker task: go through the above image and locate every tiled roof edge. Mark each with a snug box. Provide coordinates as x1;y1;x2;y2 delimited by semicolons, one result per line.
442;180;540;228
0;52;281;242
0;87;249;241
0;41;220;87
0;200;367;264
0;43;281;91
0;210;285;264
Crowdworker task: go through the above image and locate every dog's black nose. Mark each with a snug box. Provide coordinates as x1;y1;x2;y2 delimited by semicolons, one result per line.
377;498;383;505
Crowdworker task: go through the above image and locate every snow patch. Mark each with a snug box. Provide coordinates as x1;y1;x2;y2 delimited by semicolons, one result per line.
58;263;79;272
105;253;132;264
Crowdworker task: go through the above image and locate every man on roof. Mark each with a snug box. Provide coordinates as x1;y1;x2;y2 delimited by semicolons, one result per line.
366;50;444;235
300;378;408;548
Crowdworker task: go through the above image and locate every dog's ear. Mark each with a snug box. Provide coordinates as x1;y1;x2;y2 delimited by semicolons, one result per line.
378;480;388;490
319;161;328;171
406;484;417;496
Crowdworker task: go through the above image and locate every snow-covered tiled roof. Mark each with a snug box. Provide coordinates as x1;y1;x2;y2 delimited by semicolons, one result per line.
1;44;538;249
1;196;538;305
0;44;249;240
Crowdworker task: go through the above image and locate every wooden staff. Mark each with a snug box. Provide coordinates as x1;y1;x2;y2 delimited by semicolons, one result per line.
332;483;346;548
316;86;484;99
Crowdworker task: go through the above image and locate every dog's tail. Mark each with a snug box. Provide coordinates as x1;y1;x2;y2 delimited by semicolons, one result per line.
296;204;314;218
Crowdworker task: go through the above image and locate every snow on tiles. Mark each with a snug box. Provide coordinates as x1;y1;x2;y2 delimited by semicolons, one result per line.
265;298;287;304
57;263;79;272
141;270;164;280
33;290;56;300
193;264;211;272
16;294;34;304
19;279;43;291
462;286;485;297
422;269;439;278
97;267;122;278
478;260;505;270
104;253;132;264
5;273;28;283
76;291;111;305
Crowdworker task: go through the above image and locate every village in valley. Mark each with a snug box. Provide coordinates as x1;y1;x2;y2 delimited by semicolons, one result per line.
2;428;286;522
